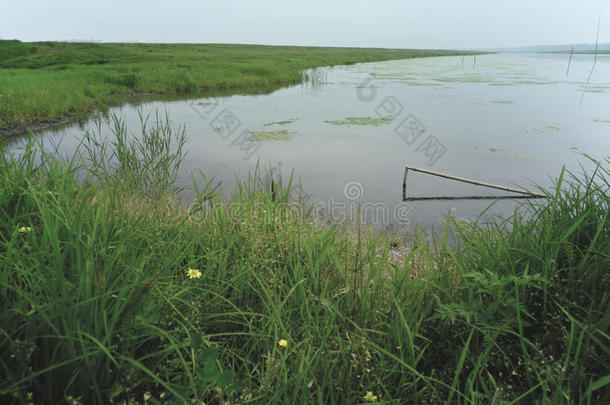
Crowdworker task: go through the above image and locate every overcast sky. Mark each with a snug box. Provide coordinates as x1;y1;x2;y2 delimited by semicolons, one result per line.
1;0;608;49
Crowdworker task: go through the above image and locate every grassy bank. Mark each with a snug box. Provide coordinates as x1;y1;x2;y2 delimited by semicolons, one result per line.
0;40;476;133
1;118;608;404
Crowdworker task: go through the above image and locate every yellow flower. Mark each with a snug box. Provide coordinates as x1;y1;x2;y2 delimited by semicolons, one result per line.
278;339;288;348
363;391;378;402
18;226;33;233
186;268;202;279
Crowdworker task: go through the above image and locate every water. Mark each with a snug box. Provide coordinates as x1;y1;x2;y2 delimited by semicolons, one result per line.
7;53;610;231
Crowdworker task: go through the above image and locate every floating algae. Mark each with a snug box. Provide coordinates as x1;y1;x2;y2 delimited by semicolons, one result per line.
524;124;561;134
325;116;395;127
398;80;444;87
578;85;610;93
249;130;296;141
263;118;298;127
434;74;493;84
510;80;560;86
483;146;533;158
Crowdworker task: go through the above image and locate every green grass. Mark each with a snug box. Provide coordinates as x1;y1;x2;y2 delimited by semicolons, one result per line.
0;40;476;132
1;116;608;403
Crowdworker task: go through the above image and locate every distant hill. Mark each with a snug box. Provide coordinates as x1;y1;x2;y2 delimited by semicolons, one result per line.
485;43;610;53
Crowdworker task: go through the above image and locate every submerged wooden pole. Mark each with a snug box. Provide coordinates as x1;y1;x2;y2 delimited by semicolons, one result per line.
402;167;409;200
271;179;276;202
404;195;545;201
402;165;546;200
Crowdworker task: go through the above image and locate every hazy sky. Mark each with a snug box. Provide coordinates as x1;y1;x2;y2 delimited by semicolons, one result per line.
1;0;608;49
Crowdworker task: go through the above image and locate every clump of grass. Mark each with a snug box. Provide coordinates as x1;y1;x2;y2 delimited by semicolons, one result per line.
1;116;608;403
325;116;396;127
427;159;610;403
79;110;186;198
248;129;296;141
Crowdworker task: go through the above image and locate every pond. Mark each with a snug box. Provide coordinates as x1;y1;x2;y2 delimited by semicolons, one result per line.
8;53;610;231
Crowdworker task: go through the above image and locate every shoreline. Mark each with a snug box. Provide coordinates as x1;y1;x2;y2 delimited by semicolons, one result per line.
0;41;481;140
0;116;76;139
0;85;288;140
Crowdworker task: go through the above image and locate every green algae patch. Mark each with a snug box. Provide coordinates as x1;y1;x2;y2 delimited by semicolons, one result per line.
578;85;610;93
249;129;296;141
434;74;492;84
325;116;395;127
524;124;561;134
263;118;298;127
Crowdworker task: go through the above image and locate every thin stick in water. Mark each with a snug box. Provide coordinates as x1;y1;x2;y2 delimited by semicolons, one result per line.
404;195;546;201
579;10;601;108
566;46;574;76
402;164;546;200
402;167;409;199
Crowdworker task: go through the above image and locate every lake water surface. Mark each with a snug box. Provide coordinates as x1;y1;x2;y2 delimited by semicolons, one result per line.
9;53;610;231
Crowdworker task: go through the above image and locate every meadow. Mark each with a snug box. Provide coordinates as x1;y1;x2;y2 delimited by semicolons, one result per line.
1;116;608;404
0;40;474;134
